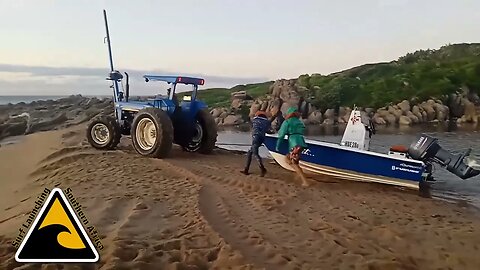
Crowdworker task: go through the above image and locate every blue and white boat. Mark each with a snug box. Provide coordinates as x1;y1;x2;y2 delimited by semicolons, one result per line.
263;108;479;189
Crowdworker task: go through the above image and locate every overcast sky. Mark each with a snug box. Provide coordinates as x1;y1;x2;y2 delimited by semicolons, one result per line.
0;0;479;96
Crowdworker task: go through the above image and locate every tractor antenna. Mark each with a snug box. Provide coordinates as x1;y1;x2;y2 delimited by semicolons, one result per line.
103;9;115;72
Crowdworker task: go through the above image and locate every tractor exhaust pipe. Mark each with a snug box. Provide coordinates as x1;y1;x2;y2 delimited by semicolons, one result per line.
408;134;480;179
125;72;130;102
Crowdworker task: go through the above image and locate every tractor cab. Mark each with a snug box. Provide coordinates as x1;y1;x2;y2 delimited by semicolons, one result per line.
142;75;210;150
143;75;205;116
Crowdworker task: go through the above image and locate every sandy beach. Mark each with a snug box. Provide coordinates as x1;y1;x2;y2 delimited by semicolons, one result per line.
1;125;480;270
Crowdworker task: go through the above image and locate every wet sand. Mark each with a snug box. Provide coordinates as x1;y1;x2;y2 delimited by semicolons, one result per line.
1;126;480;270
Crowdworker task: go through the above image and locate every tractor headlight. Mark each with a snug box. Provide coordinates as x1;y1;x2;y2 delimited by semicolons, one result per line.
183;96;192;101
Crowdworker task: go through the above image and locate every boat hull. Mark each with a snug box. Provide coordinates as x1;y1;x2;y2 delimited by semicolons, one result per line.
263;134;427;190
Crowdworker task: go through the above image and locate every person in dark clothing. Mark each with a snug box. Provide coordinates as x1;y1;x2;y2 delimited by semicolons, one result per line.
240;110;276;177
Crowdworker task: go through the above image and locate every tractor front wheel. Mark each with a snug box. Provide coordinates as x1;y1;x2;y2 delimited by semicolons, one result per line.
86;115;121;150
182;109;217;154
131;108;173;158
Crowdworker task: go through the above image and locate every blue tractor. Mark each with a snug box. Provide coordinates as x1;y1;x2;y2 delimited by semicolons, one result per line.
86;10;217;158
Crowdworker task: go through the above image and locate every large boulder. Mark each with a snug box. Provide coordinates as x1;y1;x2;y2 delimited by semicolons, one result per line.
323;118;334;125
28;113;68;133
387;106;396;115
411;105;423;122
219;111;229;119
230;90;251;101
384;113;397;125
323;109;335;121
249;103;261;118
0;121;28;139
260;101;269;112
433;103;449;121
392;109;403;121
420;102;436;121
421;111;428;122
231;99;243;109
307;111;323;124
398;100;411;113
0;115;8;125
463;100;478;123
399;115;412;125
283;96;300;109
268;98;282;118
214;117;223;125
269;84;281;97
406;111;420;124
372;113;386;125
269;79;297;98
223;114;244;126
210;108;223;118
377;109;390;118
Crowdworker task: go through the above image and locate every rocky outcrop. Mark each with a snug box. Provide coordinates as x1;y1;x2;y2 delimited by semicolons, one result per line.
369;99;455;126
210;78;480;129
0;95;114;141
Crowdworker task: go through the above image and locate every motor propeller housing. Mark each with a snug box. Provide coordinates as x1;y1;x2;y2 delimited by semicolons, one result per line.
408;134;480;179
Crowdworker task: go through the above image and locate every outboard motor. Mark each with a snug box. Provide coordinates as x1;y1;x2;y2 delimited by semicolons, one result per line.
408;134;480;179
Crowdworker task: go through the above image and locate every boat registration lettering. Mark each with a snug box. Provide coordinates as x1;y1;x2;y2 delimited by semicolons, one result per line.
344;141;359;148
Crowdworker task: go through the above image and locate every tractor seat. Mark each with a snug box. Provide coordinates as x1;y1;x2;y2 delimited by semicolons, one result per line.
389;145;408;153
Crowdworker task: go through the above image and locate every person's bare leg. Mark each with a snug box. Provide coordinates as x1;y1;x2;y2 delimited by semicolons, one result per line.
291;163;309;186
285;154;309;186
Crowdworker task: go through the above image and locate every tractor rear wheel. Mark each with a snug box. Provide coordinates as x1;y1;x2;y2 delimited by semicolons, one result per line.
86;115;121;150
131;108;173;158
182;109;217;154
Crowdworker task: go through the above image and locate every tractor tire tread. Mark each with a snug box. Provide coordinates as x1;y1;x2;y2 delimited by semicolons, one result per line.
86;115;121;150
131;107;173;158
198;109;218;154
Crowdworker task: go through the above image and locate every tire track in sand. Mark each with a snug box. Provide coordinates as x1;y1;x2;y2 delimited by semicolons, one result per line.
162;157;327;269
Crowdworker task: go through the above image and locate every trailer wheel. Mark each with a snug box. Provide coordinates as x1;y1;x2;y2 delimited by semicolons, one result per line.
131;108;173;158
182;109;217;154
86;115;121;150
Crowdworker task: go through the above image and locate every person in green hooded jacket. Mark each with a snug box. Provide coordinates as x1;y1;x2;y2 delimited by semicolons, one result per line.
275;107;309;186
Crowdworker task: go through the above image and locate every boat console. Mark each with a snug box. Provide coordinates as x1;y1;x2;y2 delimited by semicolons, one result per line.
408;134;480;180
341;108;374;151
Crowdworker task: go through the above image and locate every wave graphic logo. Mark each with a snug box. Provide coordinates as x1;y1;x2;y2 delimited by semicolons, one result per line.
15;188;99;263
